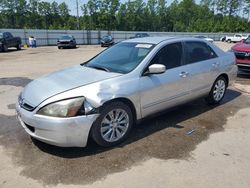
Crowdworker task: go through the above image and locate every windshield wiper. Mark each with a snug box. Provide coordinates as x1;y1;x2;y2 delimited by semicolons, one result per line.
86;64;111;72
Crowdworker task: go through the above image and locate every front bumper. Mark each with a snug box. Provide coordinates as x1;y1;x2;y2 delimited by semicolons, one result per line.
236;59;250;72
57;43;75;47
16;103;99;147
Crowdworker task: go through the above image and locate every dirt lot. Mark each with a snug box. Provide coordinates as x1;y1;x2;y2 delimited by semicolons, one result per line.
0;42;250;188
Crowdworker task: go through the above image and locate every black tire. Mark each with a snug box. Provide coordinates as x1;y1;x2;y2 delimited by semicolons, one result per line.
58;46;62;49
205;76;227;105
3;44;8;52
91;101;134;147
16;44;21;50
227;39;232;43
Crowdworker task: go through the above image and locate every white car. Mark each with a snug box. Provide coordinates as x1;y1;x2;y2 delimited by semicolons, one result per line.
194;36;214;43
225;34;248;43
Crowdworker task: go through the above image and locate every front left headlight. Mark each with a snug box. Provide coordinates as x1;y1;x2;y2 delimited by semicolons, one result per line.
37;97;85;118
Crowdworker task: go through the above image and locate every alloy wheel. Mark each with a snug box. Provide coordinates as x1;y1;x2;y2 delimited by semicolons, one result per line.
100;109;129;142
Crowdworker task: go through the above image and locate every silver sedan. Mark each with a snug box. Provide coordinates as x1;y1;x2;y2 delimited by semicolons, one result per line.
16;37;237;147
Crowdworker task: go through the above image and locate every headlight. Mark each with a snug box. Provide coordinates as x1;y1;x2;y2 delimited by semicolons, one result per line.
37;97;85;117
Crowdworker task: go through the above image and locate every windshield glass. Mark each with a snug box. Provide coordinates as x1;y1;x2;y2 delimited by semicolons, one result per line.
102;36;112;40
0;33;3;39
245;37;250;44
84;42;154;74
60;35;72;40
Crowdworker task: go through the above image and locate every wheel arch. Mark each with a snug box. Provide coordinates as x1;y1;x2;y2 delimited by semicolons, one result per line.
217;73;229;87
101;97;138;124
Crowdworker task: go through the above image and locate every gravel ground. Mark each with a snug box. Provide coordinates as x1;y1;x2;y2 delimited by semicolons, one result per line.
0;42;250;188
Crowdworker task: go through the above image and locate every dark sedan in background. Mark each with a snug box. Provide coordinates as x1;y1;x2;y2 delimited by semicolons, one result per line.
100;35;114;47
57;35;76;49
129;33;150;39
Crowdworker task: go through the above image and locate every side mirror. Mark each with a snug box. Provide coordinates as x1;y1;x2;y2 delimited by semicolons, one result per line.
147;64;166;75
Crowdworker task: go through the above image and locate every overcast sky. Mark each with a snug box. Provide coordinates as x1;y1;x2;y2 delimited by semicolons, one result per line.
43;0;201;16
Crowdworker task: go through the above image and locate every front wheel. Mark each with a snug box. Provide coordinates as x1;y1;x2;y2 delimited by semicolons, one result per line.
3;44;8;52
206;76;227;105
91;101;133;147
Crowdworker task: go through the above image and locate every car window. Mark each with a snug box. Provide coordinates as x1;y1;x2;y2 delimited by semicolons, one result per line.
85;42;155;74
185;41;217;64
245;37;250;44
235;35;241;37
150;42;183;69
61;35;72;40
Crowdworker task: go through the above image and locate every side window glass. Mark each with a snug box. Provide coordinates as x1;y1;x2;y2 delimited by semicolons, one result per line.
4;33;9;38
185;41;217;64
150;42;183;69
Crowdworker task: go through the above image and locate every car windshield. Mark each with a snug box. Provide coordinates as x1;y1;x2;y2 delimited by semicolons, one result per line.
0;33;3;39
102;36;112;40
244;37;250;44
84;42;154;74
60;35;72;40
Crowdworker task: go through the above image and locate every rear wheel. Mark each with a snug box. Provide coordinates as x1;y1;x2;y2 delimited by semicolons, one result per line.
206;76;227;105
91;101;133;147
16;44;21;50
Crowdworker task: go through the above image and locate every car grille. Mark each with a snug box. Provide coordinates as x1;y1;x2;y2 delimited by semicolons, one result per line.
18;95;35;111
235;51;250;60
59;41;70;44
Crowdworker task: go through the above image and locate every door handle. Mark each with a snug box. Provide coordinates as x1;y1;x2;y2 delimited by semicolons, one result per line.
179;71;189;78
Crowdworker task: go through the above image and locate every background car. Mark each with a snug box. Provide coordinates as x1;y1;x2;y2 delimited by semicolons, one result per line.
16;37;236;148
0;32;22;52
231;37;250;73
129;33;150;39
100;35;114;47
225;34;248;43
194;35;214;43
57;35;76;49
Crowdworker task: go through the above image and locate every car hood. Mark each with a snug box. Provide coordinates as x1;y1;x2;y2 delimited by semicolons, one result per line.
21;65;122;107
232;43;250;52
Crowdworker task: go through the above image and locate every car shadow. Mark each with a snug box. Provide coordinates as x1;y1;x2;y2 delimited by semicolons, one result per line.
32;89;241;158
58;46;79;50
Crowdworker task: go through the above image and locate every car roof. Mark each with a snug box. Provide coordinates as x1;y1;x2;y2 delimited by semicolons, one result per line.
123;37;175;44
123;36;212;45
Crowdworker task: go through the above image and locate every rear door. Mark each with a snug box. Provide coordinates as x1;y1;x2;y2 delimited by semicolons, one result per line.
139;42;192;118
183;41;219;98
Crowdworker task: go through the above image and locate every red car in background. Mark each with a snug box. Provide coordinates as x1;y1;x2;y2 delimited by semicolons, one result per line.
231;37;250;73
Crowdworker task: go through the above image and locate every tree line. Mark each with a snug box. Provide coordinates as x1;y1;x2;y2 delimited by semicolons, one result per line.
0;0;250;32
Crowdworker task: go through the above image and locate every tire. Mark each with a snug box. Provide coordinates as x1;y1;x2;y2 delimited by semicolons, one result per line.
16;44;21;50
3;44;8;52
205;76;227;105
227;39;232;43
91;101;134;147
58;46;62;49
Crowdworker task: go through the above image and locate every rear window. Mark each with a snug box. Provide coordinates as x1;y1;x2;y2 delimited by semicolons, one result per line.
185;41;217;64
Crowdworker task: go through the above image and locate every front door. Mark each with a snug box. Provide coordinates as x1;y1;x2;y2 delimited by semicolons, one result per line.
139;42;191;118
